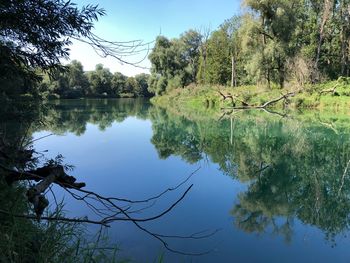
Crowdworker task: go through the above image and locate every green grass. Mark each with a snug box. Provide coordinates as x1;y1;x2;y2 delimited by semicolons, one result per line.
0;179;124;263
151;79;350;114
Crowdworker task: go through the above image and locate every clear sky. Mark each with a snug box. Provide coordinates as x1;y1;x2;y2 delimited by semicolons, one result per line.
68;0;242;76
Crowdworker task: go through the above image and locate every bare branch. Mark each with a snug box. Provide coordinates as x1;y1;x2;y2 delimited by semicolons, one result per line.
221;92;295;110
70;32;154;69
0;163;215;255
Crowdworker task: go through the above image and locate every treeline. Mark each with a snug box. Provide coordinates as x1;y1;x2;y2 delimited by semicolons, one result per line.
38;61;152;99
148;0;350;95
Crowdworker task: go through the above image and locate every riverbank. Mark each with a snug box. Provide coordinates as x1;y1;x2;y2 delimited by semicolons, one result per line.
151;79;350;115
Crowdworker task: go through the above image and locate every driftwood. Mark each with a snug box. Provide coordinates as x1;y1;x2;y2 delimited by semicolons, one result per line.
218;90;249;107
27;168;60;219
319;83;339;96
1;164;86;218
220;91;295;110
3;165;86;189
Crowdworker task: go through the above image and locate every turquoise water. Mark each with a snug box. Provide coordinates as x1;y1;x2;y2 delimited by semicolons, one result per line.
32;99;350;262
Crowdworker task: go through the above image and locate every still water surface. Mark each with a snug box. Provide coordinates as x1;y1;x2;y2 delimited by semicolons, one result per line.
32;99;350;262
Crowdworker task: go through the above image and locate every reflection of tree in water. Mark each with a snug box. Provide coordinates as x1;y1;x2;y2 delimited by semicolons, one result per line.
149;107;203;163
0;99;215;260
7;99;350;247
38;98;151;135
148;108;350;244
231;119;350;244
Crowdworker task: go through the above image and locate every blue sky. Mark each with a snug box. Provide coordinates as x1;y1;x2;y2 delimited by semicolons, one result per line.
68;0;242;76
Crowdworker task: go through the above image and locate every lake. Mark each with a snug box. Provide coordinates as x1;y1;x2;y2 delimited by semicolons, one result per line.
30;98;350;262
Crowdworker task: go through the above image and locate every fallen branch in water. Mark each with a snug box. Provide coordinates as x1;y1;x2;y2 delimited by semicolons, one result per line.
1;163;86;218
2;164;86;189
217;90;249;107
220;92;295;110
319;83;339;96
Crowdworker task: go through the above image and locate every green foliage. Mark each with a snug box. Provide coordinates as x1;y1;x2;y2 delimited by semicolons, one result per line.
156;76;168;95
205;29;232;85
66;60;89;95
0;0;105;96
148;31;202;93
148;0;350;96
0;0;152;99
152;79;350;113
0;180;122;262
134;73;151;97
111;72;127;95
87;64;113;96
146;104;350;243
166;75;183;92
38;62;151;99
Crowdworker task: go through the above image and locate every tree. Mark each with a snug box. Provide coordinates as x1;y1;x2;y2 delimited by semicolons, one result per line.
149;36;174;77
124;76;138;95
0;0;105;95
241;0;304;87
111;72;127;96
148;32;201;93
196;26;211;84
134;73;151;97
148;36;179;94
87;64;113;96
205;29;232;85
338;0;350;76
179;30;202;84
66;60;89;93
221;16;242;87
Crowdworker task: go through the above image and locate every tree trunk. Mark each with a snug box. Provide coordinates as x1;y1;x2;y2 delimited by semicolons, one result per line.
278;58;284;88
267;69;271;89
315;0;333;75
231;55;237;87
341;0;346;75
340;0;350;76
261;16;270;88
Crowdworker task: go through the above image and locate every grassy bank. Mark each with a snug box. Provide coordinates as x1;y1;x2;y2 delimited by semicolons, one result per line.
151;79;350;115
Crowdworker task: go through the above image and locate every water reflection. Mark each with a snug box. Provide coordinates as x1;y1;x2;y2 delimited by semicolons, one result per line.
150;108;350;245
32;99;350;247
38;98;151;135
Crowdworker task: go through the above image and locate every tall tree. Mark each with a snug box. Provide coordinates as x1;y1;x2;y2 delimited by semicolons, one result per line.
338;0;350;76
111;72;127;96
87;64;113;96
314;0;334;77
66;60;89;91
179;30;202;84
205;29;232;85
221;16;242;87
196;26;211;84
241;0;304;87
134;73;151;97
